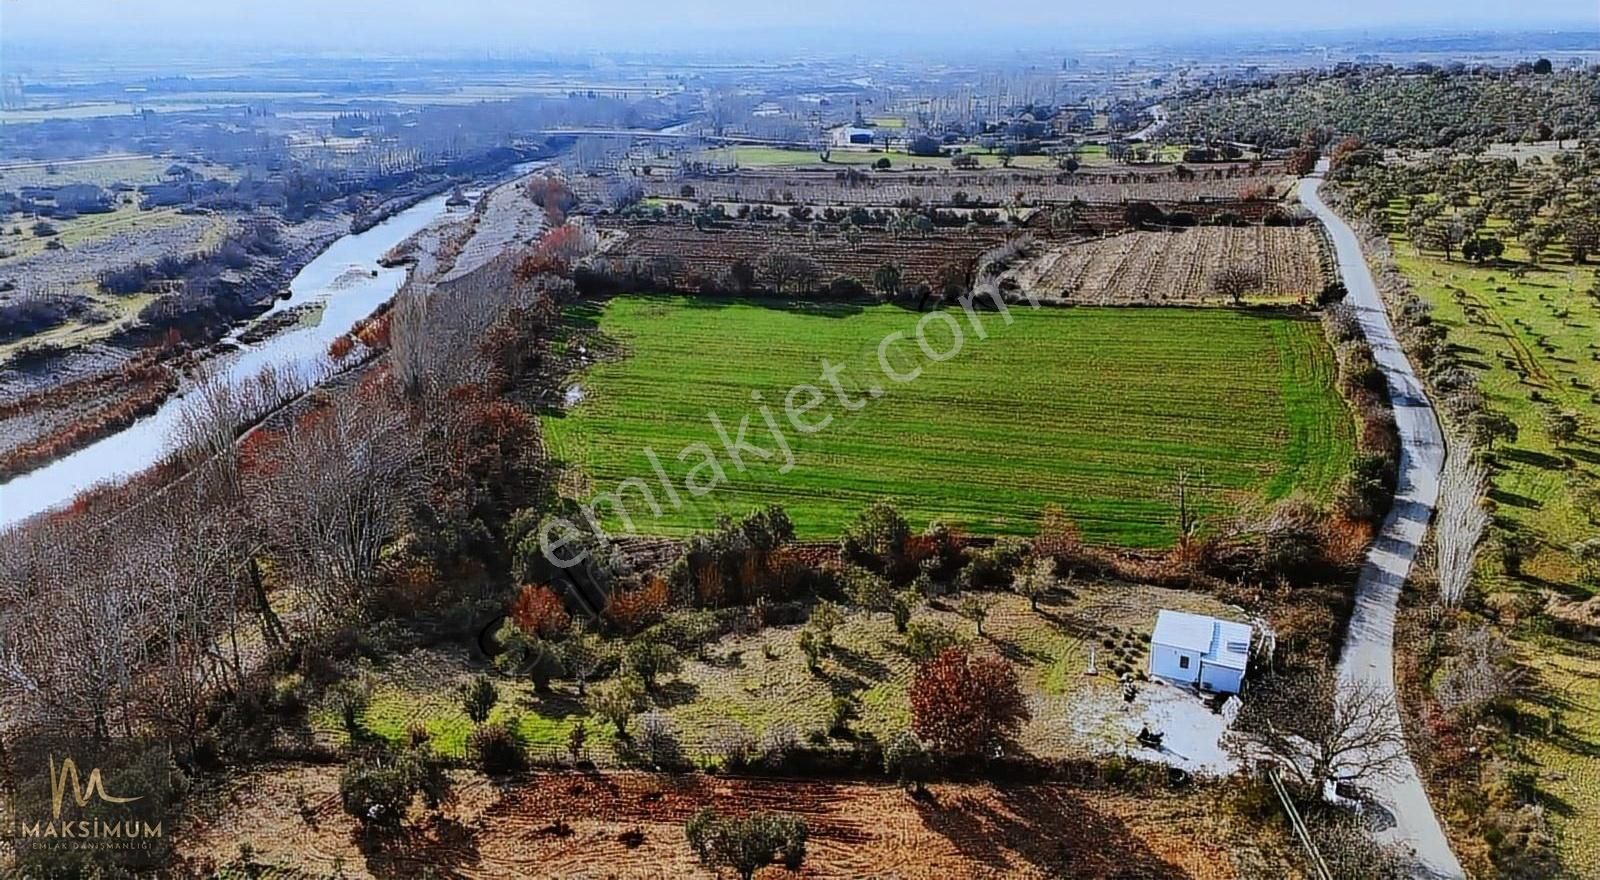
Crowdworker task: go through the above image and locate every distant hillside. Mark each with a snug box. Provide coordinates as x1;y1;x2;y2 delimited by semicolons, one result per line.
1170;65;1600;149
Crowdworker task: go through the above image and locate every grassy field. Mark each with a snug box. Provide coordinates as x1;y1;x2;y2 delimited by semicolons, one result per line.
1380;223;1600;871
544;297;1354;546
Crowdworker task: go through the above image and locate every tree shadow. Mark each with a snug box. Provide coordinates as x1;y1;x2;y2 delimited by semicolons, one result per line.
521;689;586;720
830;644;890;681
361;814;483;880
1497;446;1567;471
649;679;702;708
913;784;1196;879
1488;487;1542;510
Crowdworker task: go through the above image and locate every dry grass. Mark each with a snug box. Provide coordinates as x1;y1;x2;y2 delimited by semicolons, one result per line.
307;585;1242;766
178;765;1291;879
1005;227;1327;305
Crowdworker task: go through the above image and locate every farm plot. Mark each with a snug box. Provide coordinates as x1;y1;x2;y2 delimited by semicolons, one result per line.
545;297;1354;545
647;163;1292;208
595;219;1021;290
305;587;1242;766
1007;227;1328;304
176;763;1285;880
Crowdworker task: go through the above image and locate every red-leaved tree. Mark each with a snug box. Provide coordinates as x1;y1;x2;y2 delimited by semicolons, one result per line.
509;584;570;639
910;647;1029;758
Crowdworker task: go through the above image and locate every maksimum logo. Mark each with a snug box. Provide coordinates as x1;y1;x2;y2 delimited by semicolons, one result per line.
4;735;178;868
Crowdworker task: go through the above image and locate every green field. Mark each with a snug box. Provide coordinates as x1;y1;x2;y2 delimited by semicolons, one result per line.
545;297;1354;546
1379;211;1600;871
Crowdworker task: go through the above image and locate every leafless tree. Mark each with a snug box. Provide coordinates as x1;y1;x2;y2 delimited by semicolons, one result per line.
1435;440;1490;608
1210;265;1263;305
1435;624;1523;719
250;392;421;628
1228;666;1407;794
388;287;436;399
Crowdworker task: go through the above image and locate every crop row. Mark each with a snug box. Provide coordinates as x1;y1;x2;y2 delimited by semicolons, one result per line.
1009;226;1327;304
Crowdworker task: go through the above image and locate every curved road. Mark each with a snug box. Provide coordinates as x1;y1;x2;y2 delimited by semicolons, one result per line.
1300;161;1464;878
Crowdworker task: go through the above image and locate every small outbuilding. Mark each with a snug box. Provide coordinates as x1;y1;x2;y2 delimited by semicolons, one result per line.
1148;610;1251;694
829;125;876;147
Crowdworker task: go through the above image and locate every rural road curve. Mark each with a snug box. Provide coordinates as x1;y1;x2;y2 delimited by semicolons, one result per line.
1299;161;1464;878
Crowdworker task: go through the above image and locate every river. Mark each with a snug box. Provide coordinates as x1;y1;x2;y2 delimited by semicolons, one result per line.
0;191;460;529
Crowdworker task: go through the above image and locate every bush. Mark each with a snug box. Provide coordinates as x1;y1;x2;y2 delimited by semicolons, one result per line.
758;722;801;770
685;808;808;879
842;564;893;610
632;711;683;769
468;722;527;775
905;620;966;662
624;639;681;691
883;730;930;791
459;675;500;724
711;723;758;772
587;675;646;736
339;744;452;831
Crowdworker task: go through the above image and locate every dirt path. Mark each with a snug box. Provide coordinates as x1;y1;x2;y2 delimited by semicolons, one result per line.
1300;162;1464;879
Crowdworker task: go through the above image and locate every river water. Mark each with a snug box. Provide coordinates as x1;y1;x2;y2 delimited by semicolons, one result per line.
0;191;459;529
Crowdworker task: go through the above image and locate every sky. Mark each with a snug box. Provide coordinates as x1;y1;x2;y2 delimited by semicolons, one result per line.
1;0;1596;53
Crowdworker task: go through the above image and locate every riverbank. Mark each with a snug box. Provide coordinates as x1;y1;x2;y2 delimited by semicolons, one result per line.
0;160;548;529
0;156;545;496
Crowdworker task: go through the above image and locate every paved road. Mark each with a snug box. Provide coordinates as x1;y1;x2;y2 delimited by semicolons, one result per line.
1299;161;1465;879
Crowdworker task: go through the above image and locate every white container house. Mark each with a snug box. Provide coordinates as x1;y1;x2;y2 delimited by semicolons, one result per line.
1148;609;1251;694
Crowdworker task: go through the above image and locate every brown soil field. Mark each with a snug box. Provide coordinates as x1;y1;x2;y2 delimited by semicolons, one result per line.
595;220;1024;290
1005;227;1328;305
179;766;1293;879
635;164;1292;209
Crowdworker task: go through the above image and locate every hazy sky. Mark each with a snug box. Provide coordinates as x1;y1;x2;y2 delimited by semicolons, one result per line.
2;0;1596;52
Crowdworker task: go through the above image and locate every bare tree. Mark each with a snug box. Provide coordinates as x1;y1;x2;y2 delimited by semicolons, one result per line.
1228;666;1407;794
1435;440;1490;608
1435;624;1523;719
250;392;421;628
1209;265;1263;305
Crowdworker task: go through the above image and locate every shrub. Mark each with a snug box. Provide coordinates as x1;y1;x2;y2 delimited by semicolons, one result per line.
827;695;858;736
842;564;893;610
758;723;801;770
604;578;670;633
339;744;452;832
883;730;931;792
905;620;966;662
633;711;682;769
685;809;808;879
468;722;527;775
459;675;500;725
890;589;917;632
587;675;645;736
624;639;681;691
841;498;911;575
711;723;758;772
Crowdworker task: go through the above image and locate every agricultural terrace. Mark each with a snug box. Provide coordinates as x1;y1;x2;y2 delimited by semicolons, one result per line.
635;163;1291;208
697;145;1066;170
545;297;1354;545
594;219;1021;292
1004;226;1328;305
1336;146;1600;874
